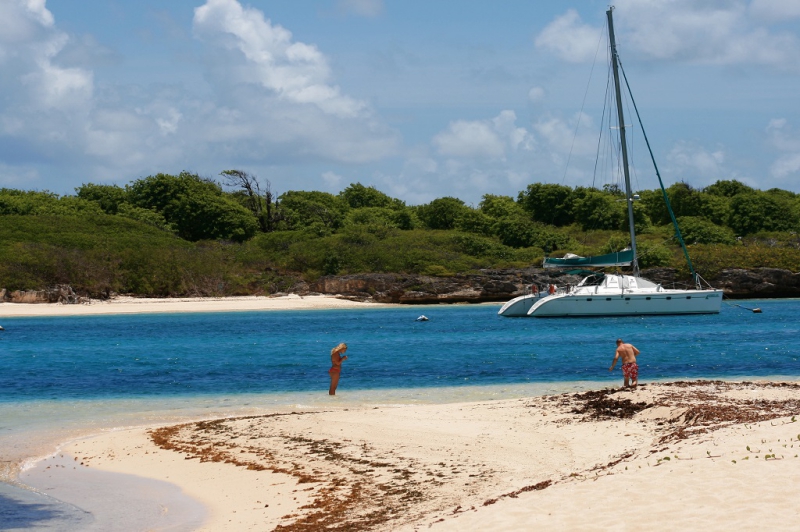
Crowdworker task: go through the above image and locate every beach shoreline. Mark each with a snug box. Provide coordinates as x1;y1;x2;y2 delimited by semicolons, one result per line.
12;379;800;531
0;294;399;318
5;298;800;529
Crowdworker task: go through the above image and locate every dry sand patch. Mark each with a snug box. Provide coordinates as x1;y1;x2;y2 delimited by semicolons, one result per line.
66;380;800;531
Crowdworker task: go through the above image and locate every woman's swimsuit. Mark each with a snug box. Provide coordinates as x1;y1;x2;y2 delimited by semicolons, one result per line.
329;366;340;375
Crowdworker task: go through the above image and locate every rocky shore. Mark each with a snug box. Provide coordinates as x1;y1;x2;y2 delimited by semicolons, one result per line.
302;267;800;304
2;267;798;305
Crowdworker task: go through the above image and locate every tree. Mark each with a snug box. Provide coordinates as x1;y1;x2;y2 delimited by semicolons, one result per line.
339;183;402;209
279;190;349;231
479;194;525;219
1;189;100;216
666;182;703;218
416;197;470;230
493;215;572;250
728;192;799;235
638;189;669;226
128;172;258;242
220;169;279;232
696;193;731;227
676;216;736;245
455;209;494;236
571;190;626;231
75;184;129;214
703;179;754;197
517;183;574;226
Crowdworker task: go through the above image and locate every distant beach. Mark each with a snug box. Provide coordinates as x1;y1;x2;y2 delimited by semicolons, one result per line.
0;293;395;317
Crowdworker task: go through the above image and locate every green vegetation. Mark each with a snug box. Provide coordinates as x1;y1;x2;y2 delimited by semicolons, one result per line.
2;174;799;297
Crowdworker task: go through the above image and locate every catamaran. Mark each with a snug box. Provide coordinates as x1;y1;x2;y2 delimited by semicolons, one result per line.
499;7;722;318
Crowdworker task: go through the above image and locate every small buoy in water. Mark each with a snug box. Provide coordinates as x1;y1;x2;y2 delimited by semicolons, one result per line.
416;315;429;322
752;308;762;313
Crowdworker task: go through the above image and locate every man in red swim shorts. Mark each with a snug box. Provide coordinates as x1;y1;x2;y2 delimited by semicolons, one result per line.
609;338;640;388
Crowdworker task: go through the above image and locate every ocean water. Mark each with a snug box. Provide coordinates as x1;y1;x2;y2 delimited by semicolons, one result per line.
2;300;798;403
1;299;799;530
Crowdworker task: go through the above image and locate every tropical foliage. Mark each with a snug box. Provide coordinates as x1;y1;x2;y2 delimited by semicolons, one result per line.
2;174;799;297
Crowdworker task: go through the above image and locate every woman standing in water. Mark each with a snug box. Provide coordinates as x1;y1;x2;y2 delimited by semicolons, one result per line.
329;343;348;395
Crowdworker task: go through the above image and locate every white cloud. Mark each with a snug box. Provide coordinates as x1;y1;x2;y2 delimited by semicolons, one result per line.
433;120;505;158
767;118;800;151
766;118;800;178
0;0;51;51
337;0;384;18
666;141;726;179
771;154;800;178
750;0;800;22
151;106;182;136
0;3;92;112
193;0;366;118
533;112;596;158
535;9;603;63
321;170;342;188
612;0;800;69
433;110;532;159
0;0;399;192
0;161;38;187
528;86;545;103
538;2;800;70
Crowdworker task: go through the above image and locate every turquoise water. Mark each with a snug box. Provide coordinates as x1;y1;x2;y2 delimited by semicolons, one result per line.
1;300;798;403
0;300;798;530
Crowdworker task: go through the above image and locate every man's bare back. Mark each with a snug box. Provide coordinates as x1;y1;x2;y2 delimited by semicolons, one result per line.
609;338;640;388
615;342;639;364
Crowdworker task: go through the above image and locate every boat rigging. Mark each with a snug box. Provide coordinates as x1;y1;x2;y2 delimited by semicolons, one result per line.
498;7;723;318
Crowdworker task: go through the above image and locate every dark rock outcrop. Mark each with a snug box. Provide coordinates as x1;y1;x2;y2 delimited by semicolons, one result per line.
713;268;800;298
302;267;800;304
2;285;84;304
307;270;586;304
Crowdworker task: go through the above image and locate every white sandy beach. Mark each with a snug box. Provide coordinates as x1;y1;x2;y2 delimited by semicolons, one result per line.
19;380;800;531
0;294;395;317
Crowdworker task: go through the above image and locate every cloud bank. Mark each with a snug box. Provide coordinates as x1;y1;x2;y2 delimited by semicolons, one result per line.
0;0;398;190
0;0;798;204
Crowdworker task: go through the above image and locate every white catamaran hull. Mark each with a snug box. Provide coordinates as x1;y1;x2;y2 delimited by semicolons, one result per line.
498;274;723;317
525;289;722;317
497;294;540;317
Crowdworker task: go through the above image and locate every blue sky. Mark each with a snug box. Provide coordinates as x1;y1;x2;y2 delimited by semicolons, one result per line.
2;0;800;206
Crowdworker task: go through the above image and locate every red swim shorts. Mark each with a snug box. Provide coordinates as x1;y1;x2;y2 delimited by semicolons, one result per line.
622;362;638;380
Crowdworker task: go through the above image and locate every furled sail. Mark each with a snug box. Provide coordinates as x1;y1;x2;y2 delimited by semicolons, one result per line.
542;249;633;269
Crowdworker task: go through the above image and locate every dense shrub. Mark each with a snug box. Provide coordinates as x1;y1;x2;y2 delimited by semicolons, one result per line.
3;177;800;296
128;172;258;242
676;216;736;245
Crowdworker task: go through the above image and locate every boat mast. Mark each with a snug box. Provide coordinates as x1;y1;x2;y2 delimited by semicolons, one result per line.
607;7;639;276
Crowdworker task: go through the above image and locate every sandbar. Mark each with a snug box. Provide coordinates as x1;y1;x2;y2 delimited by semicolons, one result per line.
24;380;800;531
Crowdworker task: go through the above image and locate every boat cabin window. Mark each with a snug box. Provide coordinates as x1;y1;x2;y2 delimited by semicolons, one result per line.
605;276;620;289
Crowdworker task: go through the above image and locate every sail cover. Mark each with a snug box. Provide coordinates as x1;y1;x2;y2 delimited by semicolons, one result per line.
543;249;633;269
